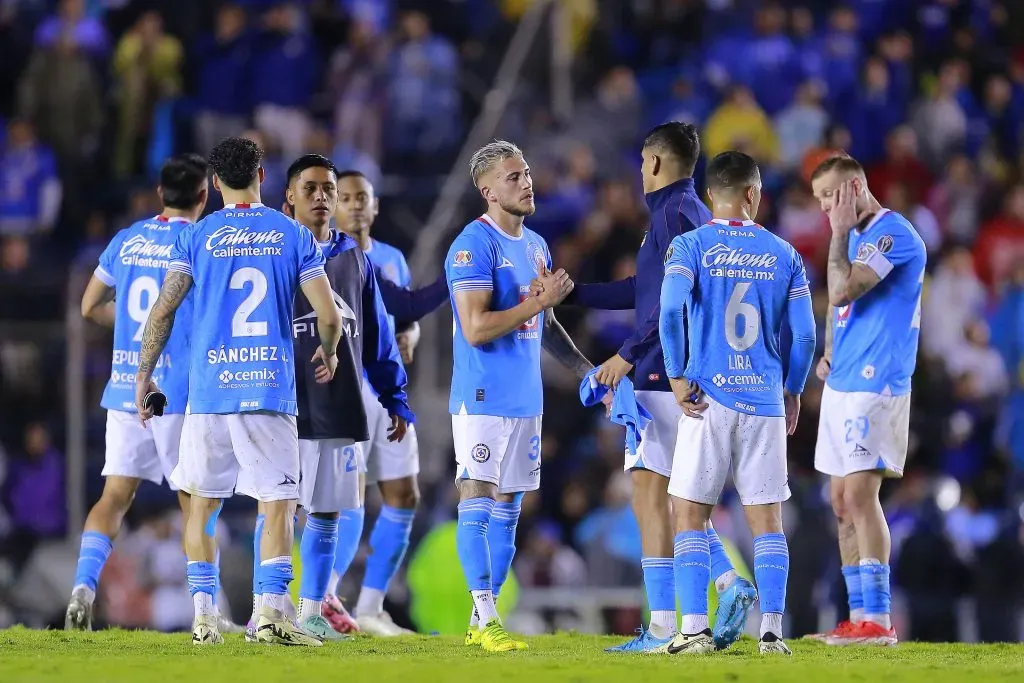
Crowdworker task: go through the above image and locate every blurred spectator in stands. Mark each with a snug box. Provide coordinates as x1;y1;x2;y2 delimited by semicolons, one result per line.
72;210;109;269
946;320;1010;406
704;85;778;163
775;80;828;172
33;0;108;60
0;235;31;284
328;16;386;164
239;128;285;210
568;66;641;174
192;3;251;156
800;123;852;183
922;245;987;360
817;5;863;112
251;1;319;160
646;74;712;130
981;73;1024;164
777;179;829;273
927;153;982;244
912;59;969;171
0;119;61;237
867;125;933;206
973;183;1024;291
112;11;183;179
845;56;906;167
884;180;942;254
516;519;587;590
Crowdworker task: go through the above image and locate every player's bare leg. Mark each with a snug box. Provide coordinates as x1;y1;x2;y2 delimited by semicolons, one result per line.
185;495;226;645
666;498;715;655
66;476;140;631
743;503;792;655
456;479;526;652
808;476;865;643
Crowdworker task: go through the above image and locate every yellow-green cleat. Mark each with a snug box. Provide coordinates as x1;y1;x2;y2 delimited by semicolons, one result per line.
480;619;528;652
465;626;484;646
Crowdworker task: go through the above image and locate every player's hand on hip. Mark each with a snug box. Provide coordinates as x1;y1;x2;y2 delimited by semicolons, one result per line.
816;356;831;381
784;391;801;435
387;415;409;442
535;265;574;308
311;347;338;384
828;179;861;233
595;354;633;389
135;379;160;426
670;377;707;419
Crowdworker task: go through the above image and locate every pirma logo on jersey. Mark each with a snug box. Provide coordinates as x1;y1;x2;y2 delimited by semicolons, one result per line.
701;243;778;279
205;225;285;257
118;234;173;267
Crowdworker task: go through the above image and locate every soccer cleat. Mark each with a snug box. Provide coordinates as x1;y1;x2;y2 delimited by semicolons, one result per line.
465;626;484;646
713;576;757;650
804;619;858;643
356;610;417;636
64;591;93;632
300;614;351;642
759;632;793;655
192;615;225;646
480;618;528;652
256;607;323;646
322;594;360;634
245;619;258;643
666;629;716;655
605;627;673;653
828;620;898;647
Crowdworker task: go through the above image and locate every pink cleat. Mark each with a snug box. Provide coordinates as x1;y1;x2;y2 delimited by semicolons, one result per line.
322;594;360;634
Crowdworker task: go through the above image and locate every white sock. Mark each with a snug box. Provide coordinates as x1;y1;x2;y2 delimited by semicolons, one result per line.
262;592;288;613
71;584;96;605
865;613;891;629
714;569;738;594
850;607;865;623
326;570;341;597
471;590;499;629
648;610;677;639
760;612;784;639
193;592;216;619
251;593;263;620
298;597;322;623
469;605;479;628
355;587;386;617
680;614;709;635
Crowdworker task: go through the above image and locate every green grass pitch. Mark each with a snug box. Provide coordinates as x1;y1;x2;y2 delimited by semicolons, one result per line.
1;627;1022;682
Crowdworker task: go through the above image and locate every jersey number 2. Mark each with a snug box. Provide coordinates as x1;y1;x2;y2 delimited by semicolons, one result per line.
229;267;269;337
725;282;759;352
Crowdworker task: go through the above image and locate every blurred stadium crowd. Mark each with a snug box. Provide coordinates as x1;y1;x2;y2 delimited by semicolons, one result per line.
1;0;1023;641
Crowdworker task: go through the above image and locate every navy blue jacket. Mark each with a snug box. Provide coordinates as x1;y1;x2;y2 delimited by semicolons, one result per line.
376;272;449;326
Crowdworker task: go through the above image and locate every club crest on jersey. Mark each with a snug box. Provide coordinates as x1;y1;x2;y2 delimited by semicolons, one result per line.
453;250;473;266
876;234;894;254
471;443;491;463
526;240;546;274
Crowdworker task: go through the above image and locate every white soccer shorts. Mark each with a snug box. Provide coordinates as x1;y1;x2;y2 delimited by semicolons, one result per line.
297;438;362;514
814;384;910;478
452;412;542;494
668;395;790;506
102;409;184;489
360;379;420;485
624;390;680;478
170;410;299;501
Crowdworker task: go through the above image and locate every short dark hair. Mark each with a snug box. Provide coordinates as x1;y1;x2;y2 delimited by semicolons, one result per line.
208;137;263;190
159;153;208;209
705;151;760;192
336;169;368;182
810;153;864;181
642;122;700;173
285;154;339;189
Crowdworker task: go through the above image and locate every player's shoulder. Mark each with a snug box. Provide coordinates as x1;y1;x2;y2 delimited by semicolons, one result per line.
759;227;802;261
370;238;408;263
866;210;925;248
522;225;549;249
449;218;494;251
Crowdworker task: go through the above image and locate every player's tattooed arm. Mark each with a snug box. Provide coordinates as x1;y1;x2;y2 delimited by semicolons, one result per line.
542;309;593;379
826;230;882;307
137;271;193;379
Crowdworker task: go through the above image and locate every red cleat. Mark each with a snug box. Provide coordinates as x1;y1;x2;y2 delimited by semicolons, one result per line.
827;620;898;647
804;620;859;643
322;594;360;634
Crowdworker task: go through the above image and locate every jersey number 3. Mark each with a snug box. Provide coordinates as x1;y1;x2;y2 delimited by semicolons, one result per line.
725;282;760;352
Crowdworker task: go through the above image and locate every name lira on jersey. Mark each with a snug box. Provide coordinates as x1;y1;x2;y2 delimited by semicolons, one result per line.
445;214;551;418
96;215;193;413
168;203;326;415
829;209;926;395
664;219;811;417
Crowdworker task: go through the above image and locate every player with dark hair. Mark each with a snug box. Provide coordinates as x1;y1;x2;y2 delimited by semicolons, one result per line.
806;153;926;646
557;123;751;652
66;153;229;632
661;151;815;655
135;137;343;646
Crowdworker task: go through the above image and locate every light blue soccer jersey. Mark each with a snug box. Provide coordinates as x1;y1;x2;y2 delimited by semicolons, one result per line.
445;214;552;418
168;202;326;415
96;215;193;414
660;218;816;417
828;209;926;396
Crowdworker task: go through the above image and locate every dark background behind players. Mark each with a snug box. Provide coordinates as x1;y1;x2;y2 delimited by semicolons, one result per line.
0;0;1023;642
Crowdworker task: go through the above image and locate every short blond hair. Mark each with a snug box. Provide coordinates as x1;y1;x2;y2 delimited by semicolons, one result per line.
469;139;524;187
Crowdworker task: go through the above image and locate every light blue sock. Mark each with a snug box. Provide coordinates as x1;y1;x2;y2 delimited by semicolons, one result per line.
456;497;495;592
706;526;736;583
753;532;789;636
842;565;864;619
299;516;340;601
362;505;415;593
334;507;365;578
257;557;294;598
673;530;710;633
641;556;676;637
487;495;522;598
73;531;113;593
187;560;218;618
860;560;891;618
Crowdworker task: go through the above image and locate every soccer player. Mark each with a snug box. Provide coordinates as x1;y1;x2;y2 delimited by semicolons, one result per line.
446;140;596;652
659;151;815;656
135;137;342;646
66;154;227;632
322;170;448;636
241;154;415;642
561;122;753;652
808;154;925;646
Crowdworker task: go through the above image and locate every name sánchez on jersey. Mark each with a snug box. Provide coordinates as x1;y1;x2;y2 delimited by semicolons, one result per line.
207;345;281;364
701;243;779;280
205;226;285;258
118;235;174;269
